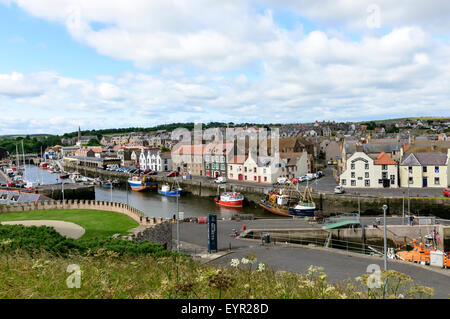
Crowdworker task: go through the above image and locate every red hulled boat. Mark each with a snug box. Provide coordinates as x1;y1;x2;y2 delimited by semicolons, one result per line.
215;192;244;208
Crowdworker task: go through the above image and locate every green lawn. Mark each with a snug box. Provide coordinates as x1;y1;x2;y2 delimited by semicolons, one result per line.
0;209;139;239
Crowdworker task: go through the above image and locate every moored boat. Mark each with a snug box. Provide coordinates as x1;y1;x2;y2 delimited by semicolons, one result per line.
128;175;157;192
259;185;316;217
215;192;244;208
158;183;182;196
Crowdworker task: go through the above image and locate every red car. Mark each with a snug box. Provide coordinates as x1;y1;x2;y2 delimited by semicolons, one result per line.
147;171;157;175
143;170;151;174
166;171;180;177
443;188;450;197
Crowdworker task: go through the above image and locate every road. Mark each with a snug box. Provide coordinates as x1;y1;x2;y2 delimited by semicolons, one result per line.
174;220;450;298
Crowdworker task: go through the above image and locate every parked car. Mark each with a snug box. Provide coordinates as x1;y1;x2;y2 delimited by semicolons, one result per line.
290;178;299;184
143;170;151;174
214;176;227;184
276;177;288;185
443;188;450;197
316;170;324;177
298;175;308;182
334;185;345;194
167;171;180;177
146;170;157;175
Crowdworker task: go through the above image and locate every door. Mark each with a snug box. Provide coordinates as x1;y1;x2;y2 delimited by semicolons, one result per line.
258;176;261;183
423;177;428;187
238;174;243;181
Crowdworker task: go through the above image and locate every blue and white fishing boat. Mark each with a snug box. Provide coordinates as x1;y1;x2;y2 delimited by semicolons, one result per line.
158;182;182;197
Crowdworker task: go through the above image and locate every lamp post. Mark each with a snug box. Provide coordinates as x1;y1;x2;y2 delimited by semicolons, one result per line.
402;191;405;225
382;204;388;270
176;192;180;253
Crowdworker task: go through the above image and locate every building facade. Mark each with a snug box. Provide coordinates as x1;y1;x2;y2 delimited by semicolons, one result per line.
399;152;448;188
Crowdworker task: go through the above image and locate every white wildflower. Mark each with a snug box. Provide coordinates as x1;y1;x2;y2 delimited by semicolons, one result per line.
241;257;250;265
230;258;240;267
257;263;266;272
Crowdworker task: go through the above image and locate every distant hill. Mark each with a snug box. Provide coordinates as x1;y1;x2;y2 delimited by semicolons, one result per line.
372;116;450;123
0;134;53;139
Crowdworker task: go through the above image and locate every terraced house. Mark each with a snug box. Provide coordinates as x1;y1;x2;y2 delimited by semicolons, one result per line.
339;152;398;188
399;152;449;188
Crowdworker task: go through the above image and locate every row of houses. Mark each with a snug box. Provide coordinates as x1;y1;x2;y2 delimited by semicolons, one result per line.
339;149;450;188
170;141;311;184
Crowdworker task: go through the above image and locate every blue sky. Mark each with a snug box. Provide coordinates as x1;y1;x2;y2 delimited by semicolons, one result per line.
0;0;450;135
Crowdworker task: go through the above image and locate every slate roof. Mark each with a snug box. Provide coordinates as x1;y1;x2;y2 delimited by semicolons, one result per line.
0;190;52;205
400;152;447;166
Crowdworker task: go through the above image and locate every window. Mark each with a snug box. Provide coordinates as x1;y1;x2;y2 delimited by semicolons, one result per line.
351;180;356;186
382;165;387;171
254;176;257;181
341;179;346;185
230;174;233;178
365;180;370;187
351;163;355;170
351;172;355;178
365;164;369;170
435;177;440;185
245;175;247;180
244;167;247;172
365;172;369;178
254;167;257;173
409;177;413;184
390;175;395;185
263;169;266;174
264;177;267;182
382;172;387;179
229;165;233;171
435;166;439;173
408;166;412;174
423;166;427;173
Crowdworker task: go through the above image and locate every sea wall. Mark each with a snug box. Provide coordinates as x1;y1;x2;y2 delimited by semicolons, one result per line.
63;163;450;219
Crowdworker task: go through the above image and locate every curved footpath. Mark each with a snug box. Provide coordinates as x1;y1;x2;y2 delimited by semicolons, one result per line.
1;220;86;239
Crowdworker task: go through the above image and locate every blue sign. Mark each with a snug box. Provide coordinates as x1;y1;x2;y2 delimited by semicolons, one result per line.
207;214;218;253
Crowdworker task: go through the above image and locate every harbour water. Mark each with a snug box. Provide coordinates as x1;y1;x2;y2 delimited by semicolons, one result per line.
29;164;273;219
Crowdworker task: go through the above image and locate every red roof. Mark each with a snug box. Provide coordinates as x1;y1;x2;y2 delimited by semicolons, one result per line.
374;152;397;165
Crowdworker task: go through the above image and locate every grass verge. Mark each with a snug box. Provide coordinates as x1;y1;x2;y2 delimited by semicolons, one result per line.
0;209;139;239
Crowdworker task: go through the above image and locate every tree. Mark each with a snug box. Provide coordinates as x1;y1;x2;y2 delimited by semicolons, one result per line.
87;138;101;146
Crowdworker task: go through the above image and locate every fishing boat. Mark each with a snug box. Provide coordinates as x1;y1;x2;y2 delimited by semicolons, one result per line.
102;180;113;188
128;175;157;192
215;192;244;208
39;162;49;169
259;185;316;217
158;183;182;196
60;173;70;179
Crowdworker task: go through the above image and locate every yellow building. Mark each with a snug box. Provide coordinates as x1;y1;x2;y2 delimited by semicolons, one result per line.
399;152;448;188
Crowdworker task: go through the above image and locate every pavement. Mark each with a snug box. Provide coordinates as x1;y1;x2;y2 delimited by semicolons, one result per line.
174;219;450;299
0;220;86;239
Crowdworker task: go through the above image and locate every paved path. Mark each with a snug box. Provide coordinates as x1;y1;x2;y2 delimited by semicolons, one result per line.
212;244;450;298
175;220;450;299
1;220;85;239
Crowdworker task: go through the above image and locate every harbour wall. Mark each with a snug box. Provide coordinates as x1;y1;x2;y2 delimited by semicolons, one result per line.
63;164;450;219
244;224;450;252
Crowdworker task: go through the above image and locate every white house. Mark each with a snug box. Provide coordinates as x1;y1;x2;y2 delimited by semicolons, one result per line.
140;149;172;172
339;152;398;188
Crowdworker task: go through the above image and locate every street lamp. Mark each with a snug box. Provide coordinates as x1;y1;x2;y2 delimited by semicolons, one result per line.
382;204;388;270
176;192;180;253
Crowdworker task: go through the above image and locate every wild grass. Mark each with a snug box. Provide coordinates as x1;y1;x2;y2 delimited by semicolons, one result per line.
0;249;434;299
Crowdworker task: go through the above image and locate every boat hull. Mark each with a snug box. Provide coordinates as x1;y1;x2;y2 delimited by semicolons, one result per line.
215;198;243;208
158;190;181;196
128;180;157;192
259;200;316;217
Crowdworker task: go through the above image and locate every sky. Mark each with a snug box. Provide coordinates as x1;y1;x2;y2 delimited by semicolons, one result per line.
0;0;450;135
